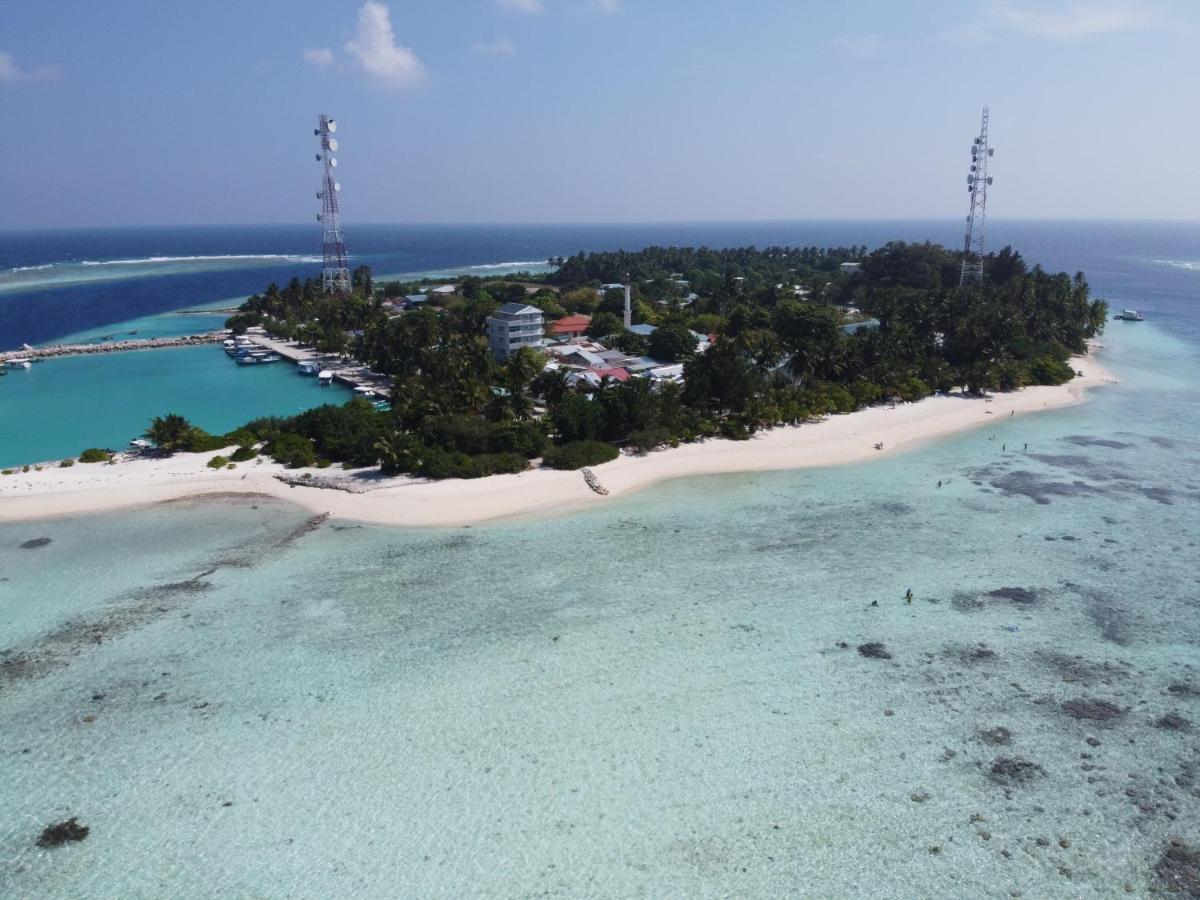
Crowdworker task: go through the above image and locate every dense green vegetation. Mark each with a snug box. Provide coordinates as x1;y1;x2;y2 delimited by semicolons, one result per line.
542;440;620;470
78;448;111;463
185;240;1110;478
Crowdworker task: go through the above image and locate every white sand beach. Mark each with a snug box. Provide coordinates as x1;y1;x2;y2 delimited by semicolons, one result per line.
0;354;1116;527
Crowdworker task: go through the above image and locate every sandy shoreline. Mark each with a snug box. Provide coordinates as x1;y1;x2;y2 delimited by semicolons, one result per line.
0;354;1117;528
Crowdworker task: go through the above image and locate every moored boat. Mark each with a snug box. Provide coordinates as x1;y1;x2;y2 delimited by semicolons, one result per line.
1115;309;1144;321
318;370;334;384
297;360;321;376
6;358;33;369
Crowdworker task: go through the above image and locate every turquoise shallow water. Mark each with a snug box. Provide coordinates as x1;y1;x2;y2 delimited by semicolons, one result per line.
1;323;1198;897
0;345;351;466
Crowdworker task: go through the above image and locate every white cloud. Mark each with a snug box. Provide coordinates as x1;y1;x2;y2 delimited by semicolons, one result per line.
303;47;335;71
344;1;426;88
0;51;62;84
496;0;544;13
829;33;885;57
588;0;621;11
472;38;517;56
948;2;1155;43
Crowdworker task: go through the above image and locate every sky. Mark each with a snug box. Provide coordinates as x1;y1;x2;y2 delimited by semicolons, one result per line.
2;0;1198;228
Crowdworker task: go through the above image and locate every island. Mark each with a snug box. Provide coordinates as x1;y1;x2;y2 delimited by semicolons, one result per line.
0;240;1115;525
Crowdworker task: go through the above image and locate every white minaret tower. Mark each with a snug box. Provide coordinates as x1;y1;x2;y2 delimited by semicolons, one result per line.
623;282;632;329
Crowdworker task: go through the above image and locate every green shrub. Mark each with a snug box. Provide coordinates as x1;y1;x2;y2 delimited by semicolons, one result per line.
230;446;257;463
79;448;110;464
1029;355;1075;385
267;432;316;468
207;455;229;469
223;428;259;450
59;459;75;468
22;464;30;473
1;469;12;475
316;458;332;469
626;427;675;454
183;430;227;453
849;380;882;408
542;441;620;470
414;447;529;479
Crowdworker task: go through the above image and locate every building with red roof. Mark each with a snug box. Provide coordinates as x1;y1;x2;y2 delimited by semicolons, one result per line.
549;314;592;338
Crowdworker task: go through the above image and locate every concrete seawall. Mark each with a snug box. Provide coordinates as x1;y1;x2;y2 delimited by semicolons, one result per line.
1;333;222;362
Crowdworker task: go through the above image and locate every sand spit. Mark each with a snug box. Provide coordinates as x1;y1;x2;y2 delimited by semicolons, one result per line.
0;354;1116;528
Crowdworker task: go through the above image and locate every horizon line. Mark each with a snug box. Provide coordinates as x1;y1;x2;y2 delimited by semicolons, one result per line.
3;215;1199;234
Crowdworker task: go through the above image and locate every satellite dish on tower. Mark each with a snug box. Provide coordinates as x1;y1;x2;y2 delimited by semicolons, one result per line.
334;182;341;192
330;157;337;168
328;138;338;152
327;120;337;133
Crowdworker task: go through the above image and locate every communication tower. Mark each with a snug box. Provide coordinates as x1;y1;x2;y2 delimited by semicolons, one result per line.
314;114;350;293
960;106;994;287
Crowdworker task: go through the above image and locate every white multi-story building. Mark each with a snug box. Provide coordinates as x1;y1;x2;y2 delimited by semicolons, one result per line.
486;302;544;360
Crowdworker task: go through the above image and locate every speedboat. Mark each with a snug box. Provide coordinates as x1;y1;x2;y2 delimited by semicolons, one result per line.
1115;309;1144;321
297;360;320;376
318;370;334;384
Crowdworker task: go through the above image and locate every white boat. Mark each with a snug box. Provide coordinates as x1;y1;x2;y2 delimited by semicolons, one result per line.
6;358;32;369
297;360;320;375
318;370;334;383
353;386;376;398
1115;309;1144;321
258;353;281;363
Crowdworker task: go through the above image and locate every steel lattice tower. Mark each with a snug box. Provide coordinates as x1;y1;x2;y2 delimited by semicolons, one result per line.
315;114;350;293
960;106;994;287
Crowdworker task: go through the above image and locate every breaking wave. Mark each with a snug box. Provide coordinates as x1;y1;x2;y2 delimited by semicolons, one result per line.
1153;259;1199;272
466;260;549;270
79;254;322;267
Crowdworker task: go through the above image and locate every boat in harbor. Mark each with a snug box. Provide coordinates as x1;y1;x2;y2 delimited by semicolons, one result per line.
297;360;321;376
1115;309;1144;321
5;358;32;369
318;370;334;384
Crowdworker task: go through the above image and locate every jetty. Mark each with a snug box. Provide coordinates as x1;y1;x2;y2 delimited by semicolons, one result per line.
239;332;394;395
1;332;222;363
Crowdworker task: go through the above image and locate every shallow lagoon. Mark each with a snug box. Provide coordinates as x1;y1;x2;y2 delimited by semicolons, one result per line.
1;324;1198;897
0;345;352;468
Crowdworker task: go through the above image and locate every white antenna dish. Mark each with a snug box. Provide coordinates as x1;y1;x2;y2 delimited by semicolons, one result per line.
330;157;337;168
328;138;338;151
327;120;337;133
334;182;341;192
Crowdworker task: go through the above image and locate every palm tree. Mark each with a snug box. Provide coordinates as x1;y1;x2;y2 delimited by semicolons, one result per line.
144;413;193;454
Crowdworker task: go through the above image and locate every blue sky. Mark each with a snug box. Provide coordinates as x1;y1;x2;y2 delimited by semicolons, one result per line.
2;0;1197;228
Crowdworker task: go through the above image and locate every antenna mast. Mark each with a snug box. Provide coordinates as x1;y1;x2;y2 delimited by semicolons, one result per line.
315;114;350;294
960;106;994;287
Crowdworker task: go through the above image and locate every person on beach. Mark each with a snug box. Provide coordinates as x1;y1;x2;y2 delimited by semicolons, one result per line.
905;588;913;604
